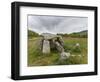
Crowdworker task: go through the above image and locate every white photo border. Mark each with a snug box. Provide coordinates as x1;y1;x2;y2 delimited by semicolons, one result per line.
19;6;95;76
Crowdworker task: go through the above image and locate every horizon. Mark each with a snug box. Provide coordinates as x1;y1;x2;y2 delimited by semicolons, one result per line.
28;29;88;35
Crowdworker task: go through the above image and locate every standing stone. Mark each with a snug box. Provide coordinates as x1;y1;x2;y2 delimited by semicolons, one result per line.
57;36;64;46
55;41;64;52
42;40;50;54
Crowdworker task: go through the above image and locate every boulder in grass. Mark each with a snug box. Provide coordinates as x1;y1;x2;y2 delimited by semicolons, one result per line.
60;52;70;60
75;43;80;47
72;43;81;53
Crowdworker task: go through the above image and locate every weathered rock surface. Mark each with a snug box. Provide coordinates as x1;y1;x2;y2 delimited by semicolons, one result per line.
42;39;50;54
55;41;64;52
60;52;70;60
40;33;71;60
41;33;65;54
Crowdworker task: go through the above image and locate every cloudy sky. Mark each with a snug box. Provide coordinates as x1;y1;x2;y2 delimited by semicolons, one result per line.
28;15;88;34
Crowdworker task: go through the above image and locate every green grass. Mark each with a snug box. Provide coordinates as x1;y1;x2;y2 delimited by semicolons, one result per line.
28;37;88;66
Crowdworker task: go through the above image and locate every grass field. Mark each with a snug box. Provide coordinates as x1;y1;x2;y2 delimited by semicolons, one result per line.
28;36;88;66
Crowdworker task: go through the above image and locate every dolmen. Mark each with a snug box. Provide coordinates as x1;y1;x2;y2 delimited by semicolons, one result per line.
40;33;64;54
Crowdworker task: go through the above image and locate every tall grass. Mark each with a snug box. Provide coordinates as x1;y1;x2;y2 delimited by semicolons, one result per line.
28;37;88;66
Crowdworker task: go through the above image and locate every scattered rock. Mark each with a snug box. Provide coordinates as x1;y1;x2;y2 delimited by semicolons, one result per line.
60;52;70;60
75;43;80;47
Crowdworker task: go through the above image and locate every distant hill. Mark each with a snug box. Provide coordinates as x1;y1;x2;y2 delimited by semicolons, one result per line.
69;30;88;38
28;30;39;37
76;30;87;35
28;30;88;38
57;30;88;38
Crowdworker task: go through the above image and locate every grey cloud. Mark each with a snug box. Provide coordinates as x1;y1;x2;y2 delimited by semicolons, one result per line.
28;15;88;34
